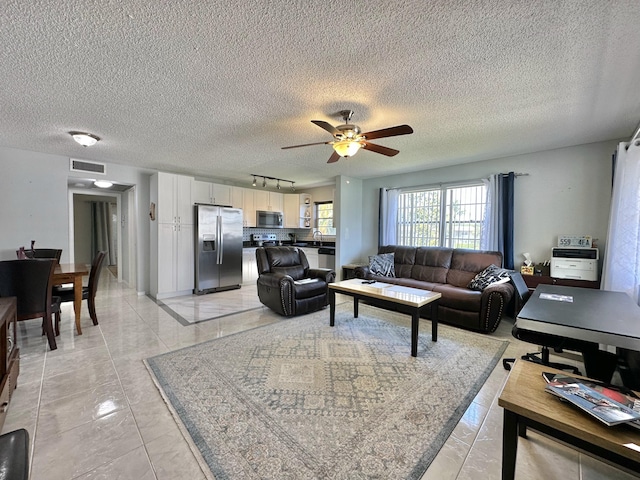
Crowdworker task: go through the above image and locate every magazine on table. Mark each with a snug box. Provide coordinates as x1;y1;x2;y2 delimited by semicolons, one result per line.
544;376;640;426
542;372;640;430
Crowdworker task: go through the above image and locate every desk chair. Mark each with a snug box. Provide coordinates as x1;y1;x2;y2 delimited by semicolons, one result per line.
52;251;106;334
0;259;58;350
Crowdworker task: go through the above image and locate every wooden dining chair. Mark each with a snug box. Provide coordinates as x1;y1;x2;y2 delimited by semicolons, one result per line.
53;251;107;334
0;259;58;350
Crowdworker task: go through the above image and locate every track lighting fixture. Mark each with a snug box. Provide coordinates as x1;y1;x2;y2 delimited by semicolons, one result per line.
250;174;296;191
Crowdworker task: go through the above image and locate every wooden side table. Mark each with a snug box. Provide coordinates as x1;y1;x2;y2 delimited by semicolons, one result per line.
498;360;640;480
341;263;368;280
522;274;600;291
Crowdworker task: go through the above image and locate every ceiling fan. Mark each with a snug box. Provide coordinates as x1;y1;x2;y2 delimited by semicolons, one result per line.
282;110;414;163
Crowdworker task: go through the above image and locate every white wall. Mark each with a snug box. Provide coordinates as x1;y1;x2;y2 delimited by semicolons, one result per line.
0;146;152;294
359;140;618;269
335;176;363;278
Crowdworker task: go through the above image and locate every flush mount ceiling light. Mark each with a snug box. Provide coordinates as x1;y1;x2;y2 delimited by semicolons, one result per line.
69;131;100;147
93;180;113;188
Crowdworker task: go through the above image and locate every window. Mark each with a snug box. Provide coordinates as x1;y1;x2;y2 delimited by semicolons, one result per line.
396;183;487;249
315;201;336;236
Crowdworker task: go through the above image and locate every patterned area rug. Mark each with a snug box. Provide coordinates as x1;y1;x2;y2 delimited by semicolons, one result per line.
146;304;508;479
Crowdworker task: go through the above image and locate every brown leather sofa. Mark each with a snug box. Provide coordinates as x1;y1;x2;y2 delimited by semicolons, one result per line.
256;247;336;316
355;246;514;333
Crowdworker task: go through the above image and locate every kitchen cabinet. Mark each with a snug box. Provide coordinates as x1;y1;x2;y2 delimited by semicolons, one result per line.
157;173;192;224
243;248;259;284
157;223;194;295
300;247;319;269
231;186;244;209
192;181;232;205
242;188;256;227
151;172;195;298
284;194;299;228
254;191;283;212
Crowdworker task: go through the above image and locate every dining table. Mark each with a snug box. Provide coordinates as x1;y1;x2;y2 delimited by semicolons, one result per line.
53;263;89;335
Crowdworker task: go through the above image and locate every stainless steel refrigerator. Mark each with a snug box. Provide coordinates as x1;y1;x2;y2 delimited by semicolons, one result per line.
194;204;243;294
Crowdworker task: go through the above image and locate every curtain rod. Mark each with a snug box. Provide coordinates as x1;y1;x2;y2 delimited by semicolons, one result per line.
502;172;529;177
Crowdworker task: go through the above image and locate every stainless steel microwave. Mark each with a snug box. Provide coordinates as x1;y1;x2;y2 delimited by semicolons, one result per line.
256;210;283;228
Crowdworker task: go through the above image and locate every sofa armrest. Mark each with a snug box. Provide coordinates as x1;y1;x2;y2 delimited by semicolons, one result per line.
480;281;515;332
308;268;336;283
257;272;294;288
354;265;370;278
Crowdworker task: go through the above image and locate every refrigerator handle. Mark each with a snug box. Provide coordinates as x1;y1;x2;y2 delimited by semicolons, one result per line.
218;215;223;264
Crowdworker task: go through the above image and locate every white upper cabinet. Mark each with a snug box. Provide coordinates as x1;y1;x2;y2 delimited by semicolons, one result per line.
231;186;244;209
157;173;192;225
192;180;232;206
284;194;299;228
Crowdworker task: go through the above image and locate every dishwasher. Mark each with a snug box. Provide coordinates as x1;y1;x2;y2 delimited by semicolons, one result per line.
318;247;336;270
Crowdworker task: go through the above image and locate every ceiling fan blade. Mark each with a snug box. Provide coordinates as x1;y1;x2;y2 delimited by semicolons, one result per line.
281;141;331;150
361;124;413;140
362;142;400;157
311;120;339;136
327;151;341;163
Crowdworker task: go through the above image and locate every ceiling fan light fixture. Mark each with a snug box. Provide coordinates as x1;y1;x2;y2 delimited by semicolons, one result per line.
333;140;362;157
70;131;100;147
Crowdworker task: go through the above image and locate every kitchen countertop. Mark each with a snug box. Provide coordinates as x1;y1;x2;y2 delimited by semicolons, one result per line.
243;241;335;249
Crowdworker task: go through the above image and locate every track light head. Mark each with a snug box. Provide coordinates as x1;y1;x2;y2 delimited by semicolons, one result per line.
252;176;257;187
262;177;266;188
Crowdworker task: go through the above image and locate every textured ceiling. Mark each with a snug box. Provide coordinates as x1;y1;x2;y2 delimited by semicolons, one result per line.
2;0;640;189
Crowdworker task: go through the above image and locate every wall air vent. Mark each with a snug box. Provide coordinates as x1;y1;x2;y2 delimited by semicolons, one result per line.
70;158;106;175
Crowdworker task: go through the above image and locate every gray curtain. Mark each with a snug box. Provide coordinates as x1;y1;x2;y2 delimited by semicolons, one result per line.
91;202;114;264
481;173;515;269
378;188;400;247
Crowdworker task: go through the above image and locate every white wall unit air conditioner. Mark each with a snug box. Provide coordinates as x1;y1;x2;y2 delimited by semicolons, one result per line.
550;248;599;281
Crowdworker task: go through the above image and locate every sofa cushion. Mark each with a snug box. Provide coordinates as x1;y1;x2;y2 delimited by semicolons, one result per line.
447;249;504;288
380;245;415;278
468;264;512;291
432;284;482;311
369;253;395;277
411;247;453;283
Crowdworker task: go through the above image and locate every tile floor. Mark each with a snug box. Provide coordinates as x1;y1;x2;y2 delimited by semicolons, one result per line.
2;272;638;479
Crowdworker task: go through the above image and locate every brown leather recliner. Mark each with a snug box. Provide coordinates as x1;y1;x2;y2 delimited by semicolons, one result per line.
256;247;335;316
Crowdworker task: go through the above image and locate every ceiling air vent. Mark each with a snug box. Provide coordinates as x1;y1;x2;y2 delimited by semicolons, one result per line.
70;158;106;175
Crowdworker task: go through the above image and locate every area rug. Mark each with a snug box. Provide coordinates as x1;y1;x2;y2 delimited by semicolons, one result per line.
146;304;508;479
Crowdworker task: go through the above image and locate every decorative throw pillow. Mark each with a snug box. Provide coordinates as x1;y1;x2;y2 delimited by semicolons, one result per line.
368;253;395;277
468;264;511;291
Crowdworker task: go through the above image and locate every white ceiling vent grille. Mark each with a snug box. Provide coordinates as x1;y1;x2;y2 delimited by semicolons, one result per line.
70;158;106;175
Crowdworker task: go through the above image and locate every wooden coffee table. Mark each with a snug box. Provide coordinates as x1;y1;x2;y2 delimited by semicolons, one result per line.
328;279;441;357
498;360;640;480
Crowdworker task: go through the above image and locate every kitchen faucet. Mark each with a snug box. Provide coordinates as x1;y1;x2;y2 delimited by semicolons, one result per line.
313;230;323;246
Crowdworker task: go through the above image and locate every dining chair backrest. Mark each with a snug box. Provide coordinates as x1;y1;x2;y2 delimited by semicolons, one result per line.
0;259;56;321
88;251;107;298
19;249;62;262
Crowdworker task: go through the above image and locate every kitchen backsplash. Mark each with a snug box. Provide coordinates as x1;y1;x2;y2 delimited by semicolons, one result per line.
242;228;334;243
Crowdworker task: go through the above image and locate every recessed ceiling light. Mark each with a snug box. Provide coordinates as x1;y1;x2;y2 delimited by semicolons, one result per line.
69;131;100;147
94;180;113;188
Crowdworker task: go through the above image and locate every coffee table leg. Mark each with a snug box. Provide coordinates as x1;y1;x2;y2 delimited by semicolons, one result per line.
329;289;336;326
431;300;438;342
502;410;518;480
354;297;359;318
411;310;419;357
